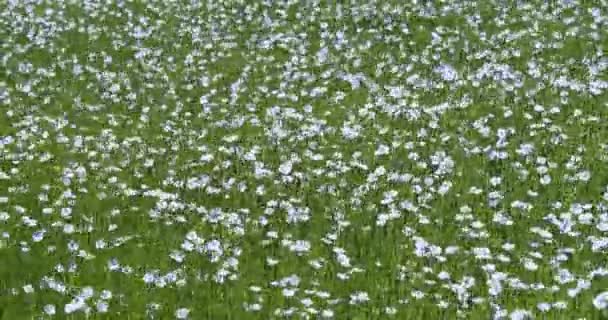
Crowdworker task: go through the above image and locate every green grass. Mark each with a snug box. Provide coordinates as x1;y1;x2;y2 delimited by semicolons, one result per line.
1;0;608;319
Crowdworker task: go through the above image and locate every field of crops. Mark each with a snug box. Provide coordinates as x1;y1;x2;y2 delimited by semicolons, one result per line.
1;1;607;319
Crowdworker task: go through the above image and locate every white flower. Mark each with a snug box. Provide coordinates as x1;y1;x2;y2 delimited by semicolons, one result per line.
490;176;502;186
537;302;551;312
576;170;591;182
79;286;95;300
540;174;551;185
411;290;425;299
100;290;112;300
63;224;75;234
282;288;296;297
321;309;334;318
334;249;351;267
143;272;156;284
317;47;329;64
96;301;109;313
438;271;451;280
279;161;292;175
175;307;190;319
301;298;313;307
385;306;397;315
32;230;45;242
22;284;34;294
522;258;538;271
593;291;608;309
472;247;492;259
64;298;86;314
341;123;361;140
374;144;390;156
435;63;458;81
289;240;311;255
509;309;532;320
170;250;185;263
43;304;56;315
437;181;452;195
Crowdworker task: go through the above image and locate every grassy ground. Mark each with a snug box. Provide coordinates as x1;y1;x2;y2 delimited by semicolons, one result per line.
1;0;608;319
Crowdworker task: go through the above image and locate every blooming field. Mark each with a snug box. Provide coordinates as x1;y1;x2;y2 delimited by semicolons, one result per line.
1;1;608;319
